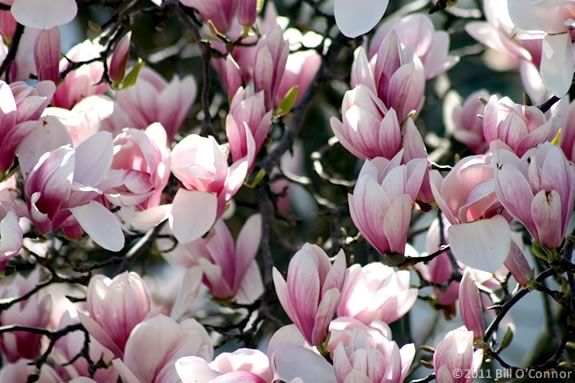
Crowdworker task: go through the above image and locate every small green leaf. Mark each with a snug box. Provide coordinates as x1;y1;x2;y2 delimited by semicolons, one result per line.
274;85;299;118
244;169;266;188
552;130;561;145
498;326;514;352
118;58;144;90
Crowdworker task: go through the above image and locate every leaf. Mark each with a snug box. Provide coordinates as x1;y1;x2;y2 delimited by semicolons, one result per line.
497;326;514;352
244;169;266;188
275;85;299;118
117;58;144;90
257;0;264;13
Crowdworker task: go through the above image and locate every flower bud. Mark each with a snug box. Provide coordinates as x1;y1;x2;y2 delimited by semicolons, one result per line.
458;268;485;338
238;0;257;27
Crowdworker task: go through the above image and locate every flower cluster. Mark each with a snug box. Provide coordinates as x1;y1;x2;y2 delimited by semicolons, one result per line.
0;1;574;383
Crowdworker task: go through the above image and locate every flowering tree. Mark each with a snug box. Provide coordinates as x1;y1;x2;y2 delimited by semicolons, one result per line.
0;0;575;382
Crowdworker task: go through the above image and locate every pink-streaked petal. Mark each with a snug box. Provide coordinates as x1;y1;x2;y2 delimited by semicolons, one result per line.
169;190;218;244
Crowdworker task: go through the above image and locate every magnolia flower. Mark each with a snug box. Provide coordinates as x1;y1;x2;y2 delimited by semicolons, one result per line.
348;152;426;257
11;0;77;29
0;80;55;172
273;244;347;346
337;262;417;325
494;143;575;249
105;67;197;141
331;85;424;160
238;0;257;27
176;349;272;383
334;0;389;38
180;0;238;32
226;87;272;169
329;317;415;383
165;215;264;304
371;13;459;79
482;95;560;156
105;124;170;208
109;32;131;84
53;40;108;109
169;134;248;243
0;271;52;362
254;26;289;109
0;209;22;271
16;122;125;251
504;241;533;287
430;154;511;272
276;50;322;106
79;272;152;357
507;0;575;96
459;269;485;338
446;90;490;154
352;33;425;120
113;315;213;383
433;327;484;383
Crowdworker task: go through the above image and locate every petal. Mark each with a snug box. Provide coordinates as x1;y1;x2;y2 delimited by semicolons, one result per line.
531;190;563;248
169;190;218;244
176;356;220;383
448;216;511;272
71;201;125;252
334;0;390;38
11;0;78;29
74;131;113;186
311;288;340;345
540;33;574;97
272;345;337;383
0;211;23;260
383;194;412;255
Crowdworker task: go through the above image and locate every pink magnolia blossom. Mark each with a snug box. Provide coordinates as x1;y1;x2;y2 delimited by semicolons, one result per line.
337;262;417;325
352;31;425;120
104;123;171;230
0;80;56;172
0;359;61;383
482;95;560;156
226;87;272;168
113;315;213;383
54;311;118;382
0;271;52;362
276;50;322;106
79;272;152;358
176;348;272;383
507;0;575;96
459;268;485;338
180;0;238;33
430;154;511;272
447;90;490;154
53;40;108;109
494;143;575;249
109;32;131;84
105;67;197;141
348;152;426;256
433;327;484;383
0;9;16;39
170;134;248;243
330;85;405;160
34;27;61;83
165;215;263;304
273;244;347;346
17;123;125;251
504;241;533;287
371;13;459;79
329;317;415;383
253;25;289;109
11;0;77;30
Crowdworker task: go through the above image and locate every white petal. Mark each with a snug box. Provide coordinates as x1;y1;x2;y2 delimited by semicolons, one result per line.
334;0;389;38
74;132;113;186
448;216;511;272
71;201;125;252
540;33;574;97
11;0;78;29
169;189;218;244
